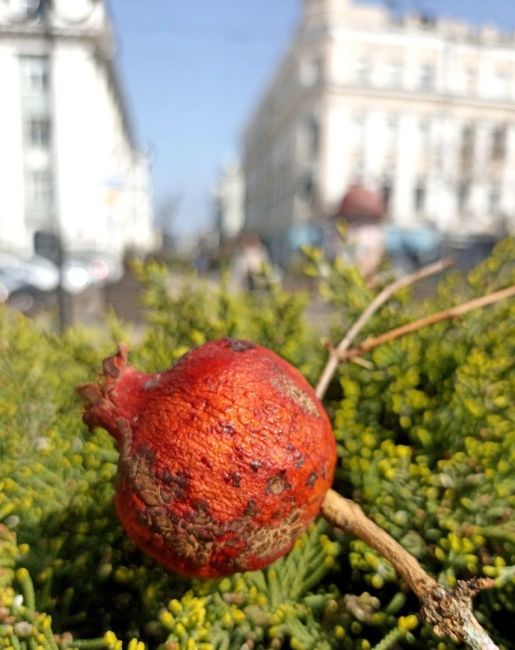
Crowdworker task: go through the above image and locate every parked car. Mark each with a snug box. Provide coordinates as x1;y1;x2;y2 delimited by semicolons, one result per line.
71;251;124;285
0;253;59;292
60;251;124;293
0;270;50;313
0;254;61;312
0;249;126;314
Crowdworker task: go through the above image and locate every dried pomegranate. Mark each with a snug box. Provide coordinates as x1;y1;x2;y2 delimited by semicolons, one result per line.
78;339;336;578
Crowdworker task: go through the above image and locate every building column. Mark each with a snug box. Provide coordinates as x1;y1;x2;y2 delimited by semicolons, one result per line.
321;101;351;208
430;117;460;232
363;111;384;185
392;114;417;227
468;122;490;232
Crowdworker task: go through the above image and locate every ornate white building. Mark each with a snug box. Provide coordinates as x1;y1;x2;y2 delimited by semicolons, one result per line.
243;0;515;257
0;0;156;259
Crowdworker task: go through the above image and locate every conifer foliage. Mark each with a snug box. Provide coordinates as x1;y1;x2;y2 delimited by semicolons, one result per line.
0;240;514;649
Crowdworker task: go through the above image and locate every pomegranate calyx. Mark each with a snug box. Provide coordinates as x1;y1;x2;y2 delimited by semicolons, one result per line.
102;343;129;378
77;344;150;443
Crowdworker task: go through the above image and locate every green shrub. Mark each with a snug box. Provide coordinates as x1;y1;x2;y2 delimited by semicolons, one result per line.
0;239;514;649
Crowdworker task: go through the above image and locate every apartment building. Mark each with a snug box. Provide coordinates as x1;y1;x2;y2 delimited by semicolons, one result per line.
243;0;515;258
0;0;156;258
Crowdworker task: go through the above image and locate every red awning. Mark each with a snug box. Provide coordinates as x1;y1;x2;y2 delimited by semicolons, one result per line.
337;184;384;223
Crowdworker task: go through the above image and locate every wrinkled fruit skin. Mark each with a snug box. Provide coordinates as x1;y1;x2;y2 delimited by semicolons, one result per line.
78;339;336;578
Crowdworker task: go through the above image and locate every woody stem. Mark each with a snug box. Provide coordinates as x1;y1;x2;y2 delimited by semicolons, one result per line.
322;489;436;598
321;489;498;650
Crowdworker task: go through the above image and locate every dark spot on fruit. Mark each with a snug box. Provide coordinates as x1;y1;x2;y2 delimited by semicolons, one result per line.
266;471;291;495
244;500;257;517
287;445;305;468
138;443;156;466
157;469;190;501
220;422;236;435
224;471;241;488
306;472;318;487
161;470;188;488
249;460;262;472
136;509;151;527
201;456;213;469
225;339;256;352
193;499;210;513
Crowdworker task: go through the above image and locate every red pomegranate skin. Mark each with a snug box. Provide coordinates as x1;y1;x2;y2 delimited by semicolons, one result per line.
78;339;336;578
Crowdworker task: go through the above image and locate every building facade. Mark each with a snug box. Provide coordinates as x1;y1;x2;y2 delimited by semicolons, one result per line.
0;0;156;258
243;0;515;258
214;161;245;243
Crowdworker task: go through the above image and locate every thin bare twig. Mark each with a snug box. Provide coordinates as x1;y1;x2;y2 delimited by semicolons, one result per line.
340;285;515;362
315;258;453;399
321;490;499;650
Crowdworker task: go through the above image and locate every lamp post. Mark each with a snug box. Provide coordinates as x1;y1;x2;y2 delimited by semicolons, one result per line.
41;0;67;330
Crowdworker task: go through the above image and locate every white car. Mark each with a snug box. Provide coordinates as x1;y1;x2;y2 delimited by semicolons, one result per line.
0;253;59;292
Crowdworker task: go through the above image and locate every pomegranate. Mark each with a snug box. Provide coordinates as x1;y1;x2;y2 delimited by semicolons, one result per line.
77;339;336;578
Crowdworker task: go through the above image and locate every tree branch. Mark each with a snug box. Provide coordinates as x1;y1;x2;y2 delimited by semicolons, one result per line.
340;285;515;362
315;258;453;399
321;490;498;650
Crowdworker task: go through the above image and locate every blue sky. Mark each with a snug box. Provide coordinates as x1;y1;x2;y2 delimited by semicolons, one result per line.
107;1;515;237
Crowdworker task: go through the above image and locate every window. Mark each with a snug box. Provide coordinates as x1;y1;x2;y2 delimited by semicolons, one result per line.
489;185;501;214
20;56;49;93
34;231;60;261
302;114;320;161
491;125;506;161
414;181;426;212
419;63;435;91
26;169;52;206
461;125;475;169
298;171;315;201
386;115;398;134
458;181;469;212
355;57;371;85
27;118;51;148
350;114;365;148
388;60;402;87
464;67;476;95
352;154;365;181
9;0;40;19
493;69;509;99
19;0;40;14
352;114;365;129
382;178;393;211
300;56;323;87
419;119;431;145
